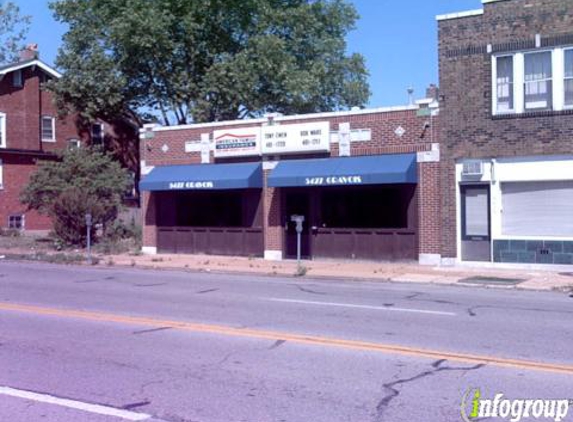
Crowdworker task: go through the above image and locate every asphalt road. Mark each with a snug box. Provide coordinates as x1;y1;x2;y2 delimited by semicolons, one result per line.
0;261;571;422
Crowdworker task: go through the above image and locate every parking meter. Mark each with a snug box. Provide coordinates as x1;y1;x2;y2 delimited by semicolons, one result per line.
290;215;305;264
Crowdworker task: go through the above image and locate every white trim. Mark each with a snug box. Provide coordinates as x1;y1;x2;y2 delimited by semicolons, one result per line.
482;0;511;3
0;59;61;79
0;112;5;148
142;246;157;255
419;254;442;266
436;9;483;21
417;143;440;163
150;105;419;133
41;116;56;142
264;250;283;261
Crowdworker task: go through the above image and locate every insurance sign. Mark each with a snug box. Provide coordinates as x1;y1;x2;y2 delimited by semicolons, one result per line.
213;127;261;158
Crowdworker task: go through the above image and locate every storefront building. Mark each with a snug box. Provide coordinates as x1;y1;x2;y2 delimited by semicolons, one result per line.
140;96;442;263
438;0;573;265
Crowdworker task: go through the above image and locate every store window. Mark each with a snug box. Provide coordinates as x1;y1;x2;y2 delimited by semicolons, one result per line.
501;181;573;237
564;49;573;107
524;51;552;110
320;186;412;229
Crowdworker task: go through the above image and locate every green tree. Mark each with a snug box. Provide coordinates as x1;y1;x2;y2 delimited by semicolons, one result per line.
21;148;130;246
0;2;30;64
48;0;370;126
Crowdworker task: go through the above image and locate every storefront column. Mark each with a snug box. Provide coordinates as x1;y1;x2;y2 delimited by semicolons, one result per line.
417;144;442;265
142;191;158;254
263;166;283;260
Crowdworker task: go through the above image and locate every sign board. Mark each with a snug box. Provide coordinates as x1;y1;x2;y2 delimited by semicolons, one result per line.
200;133;211;163
338;122;351;157
213;128;261;158
262;121;330;155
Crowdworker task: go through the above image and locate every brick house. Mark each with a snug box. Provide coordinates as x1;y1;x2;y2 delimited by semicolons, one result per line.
139;93;442;263
438;0;573;265
0;46;138;232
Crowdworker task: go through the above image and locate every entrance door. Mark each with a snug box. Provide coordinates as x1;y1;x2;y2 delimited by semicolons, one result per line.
461;185;491;262
285;191;311;259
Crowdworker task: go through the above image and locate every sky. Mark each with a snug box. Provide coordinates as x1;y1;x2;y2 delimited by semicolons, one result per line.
15;0;484;108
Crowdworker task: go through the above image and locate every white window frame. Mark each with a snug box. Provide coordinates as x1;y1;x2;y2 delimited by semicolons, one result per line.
0;158;3;190
523;49;553;111
67;138;81;149
0;112;6;148
8;214;25;231
492;47;573;115
41;116;56;142
563;48;573;109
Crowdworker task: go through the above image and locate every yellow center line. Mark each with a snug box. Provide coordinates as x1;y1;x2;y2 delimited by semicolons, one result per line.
1;302;572;376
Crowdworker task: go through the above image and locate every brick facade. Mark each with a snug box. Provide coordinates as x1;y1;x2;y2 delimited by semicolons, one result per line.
141;105;442;261
438;0;573;260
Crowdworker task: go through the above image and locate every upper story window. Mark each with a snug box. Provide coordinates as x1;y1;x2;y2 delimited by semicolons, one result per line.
496;56;514;112
0;113;6;148
13;70;23;88
41;116;55;142
524;51;552;110
91;123;104;146
493;47;573;115
0;158;3;190
564;49;573;107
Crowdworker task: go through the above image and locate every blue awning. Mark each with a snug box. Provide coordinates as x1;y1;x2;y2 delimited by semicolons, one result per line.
267;154;417;187
140;162;263;191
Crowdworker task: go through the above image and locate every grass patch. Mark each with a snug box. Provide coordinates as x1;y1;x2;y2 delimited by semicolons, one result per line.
458;276;525;286
2;252;88;265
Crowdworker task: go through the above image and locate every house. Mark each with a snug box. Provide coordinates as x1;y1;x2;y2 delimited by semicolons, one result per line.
139;89;442;263
437;0;573;265
0;45;138;233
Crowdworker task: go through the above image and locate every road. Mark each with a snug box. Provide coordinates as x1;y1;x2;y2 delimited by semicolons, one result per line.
0;261;571;422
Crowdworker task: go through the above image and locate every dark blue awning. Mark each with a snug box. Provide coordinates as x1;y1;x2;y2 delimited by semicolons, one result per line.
140;162;263;191
267;154;417;187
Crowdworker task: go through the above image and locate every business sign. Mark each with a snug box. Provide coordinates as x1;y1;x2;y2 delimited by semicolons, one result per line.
305;176;363;186
213;128;261;158
168;181;214;190
262;121;330;155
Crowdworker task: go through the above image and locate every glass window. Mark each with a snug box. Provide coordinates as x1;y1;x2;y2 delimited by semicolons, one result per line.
463;187;489;237
67;139;81;149
91;123;104;145
565;50;573;107
502;181;573;237
9;215;24;230
41;116;55;141
524;51;553;110
496;56;514;112
13;70;22;87
0;113;5;148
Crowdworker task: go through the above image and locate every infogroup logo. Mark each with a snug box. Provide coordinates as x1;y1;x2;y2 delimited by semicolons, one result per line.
461;388;571;422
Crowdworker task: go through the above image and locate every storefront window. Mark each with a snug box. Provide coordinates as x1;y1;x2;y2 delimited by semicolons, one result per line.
501;181;573;237
320;186;412;229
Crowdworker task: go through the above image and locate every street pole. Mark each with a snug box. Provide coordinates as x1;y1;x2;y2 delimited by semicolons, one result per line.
86;213;92;265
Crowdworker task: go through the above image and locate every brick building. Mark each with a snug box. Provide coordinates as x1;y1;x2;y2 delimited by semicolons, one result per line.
438;0;573;265
0;46;137;232
139;97;442;263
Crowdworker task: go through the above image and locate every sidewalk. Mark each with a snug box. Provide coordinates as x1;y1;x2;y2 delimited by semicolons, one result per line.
103;252;573;292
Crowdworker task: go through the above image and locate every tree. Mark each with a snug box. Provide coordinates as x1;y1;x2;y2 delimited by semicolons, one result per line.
21;148;130;245
0;2;30;64
48;0;370;126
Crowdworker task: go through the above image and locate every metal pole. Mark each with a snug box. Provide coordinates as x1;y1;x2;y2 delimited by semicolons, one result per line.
297;230;301;268
86;213;92;265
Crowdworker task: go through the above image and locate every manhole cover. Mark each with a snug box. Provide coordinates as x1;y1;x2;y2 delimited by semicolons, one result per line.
459;276;525;285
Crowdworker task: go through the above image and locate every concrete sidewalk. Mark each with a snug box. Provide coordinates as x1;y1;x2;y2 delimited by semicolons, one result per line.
103;252;573;292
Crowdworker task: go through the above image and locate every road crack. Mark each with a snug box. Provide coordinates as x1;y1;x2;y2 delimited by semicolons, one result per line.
374;359;485;421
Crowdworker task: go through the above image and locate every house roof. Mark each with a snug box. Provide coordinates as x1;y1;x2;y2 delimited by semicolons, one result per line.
0;59;62;79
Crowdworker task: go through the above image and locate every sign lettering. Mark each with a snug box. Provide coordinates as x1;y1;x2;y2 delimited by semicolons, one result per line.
169;181;214;190
304;176;362;186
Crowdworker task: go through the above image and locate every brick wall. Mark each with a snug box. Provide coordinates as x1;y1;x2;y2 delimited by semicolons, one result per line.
0;154;52;230
438;0;573;258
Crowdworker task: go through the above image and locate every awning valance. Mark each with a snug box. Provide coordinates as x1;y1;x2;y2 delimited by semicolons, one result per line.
267;153;417;188
140;162;263;191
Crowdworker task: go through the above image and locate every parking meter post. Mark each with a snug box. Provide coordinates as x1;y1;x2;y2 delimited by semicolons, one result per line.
290;215;305;272
85;213;92;265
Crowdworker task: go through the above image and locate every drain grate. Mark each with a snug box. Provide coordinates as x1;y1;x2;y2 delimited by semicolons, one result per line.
459;276;525;285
